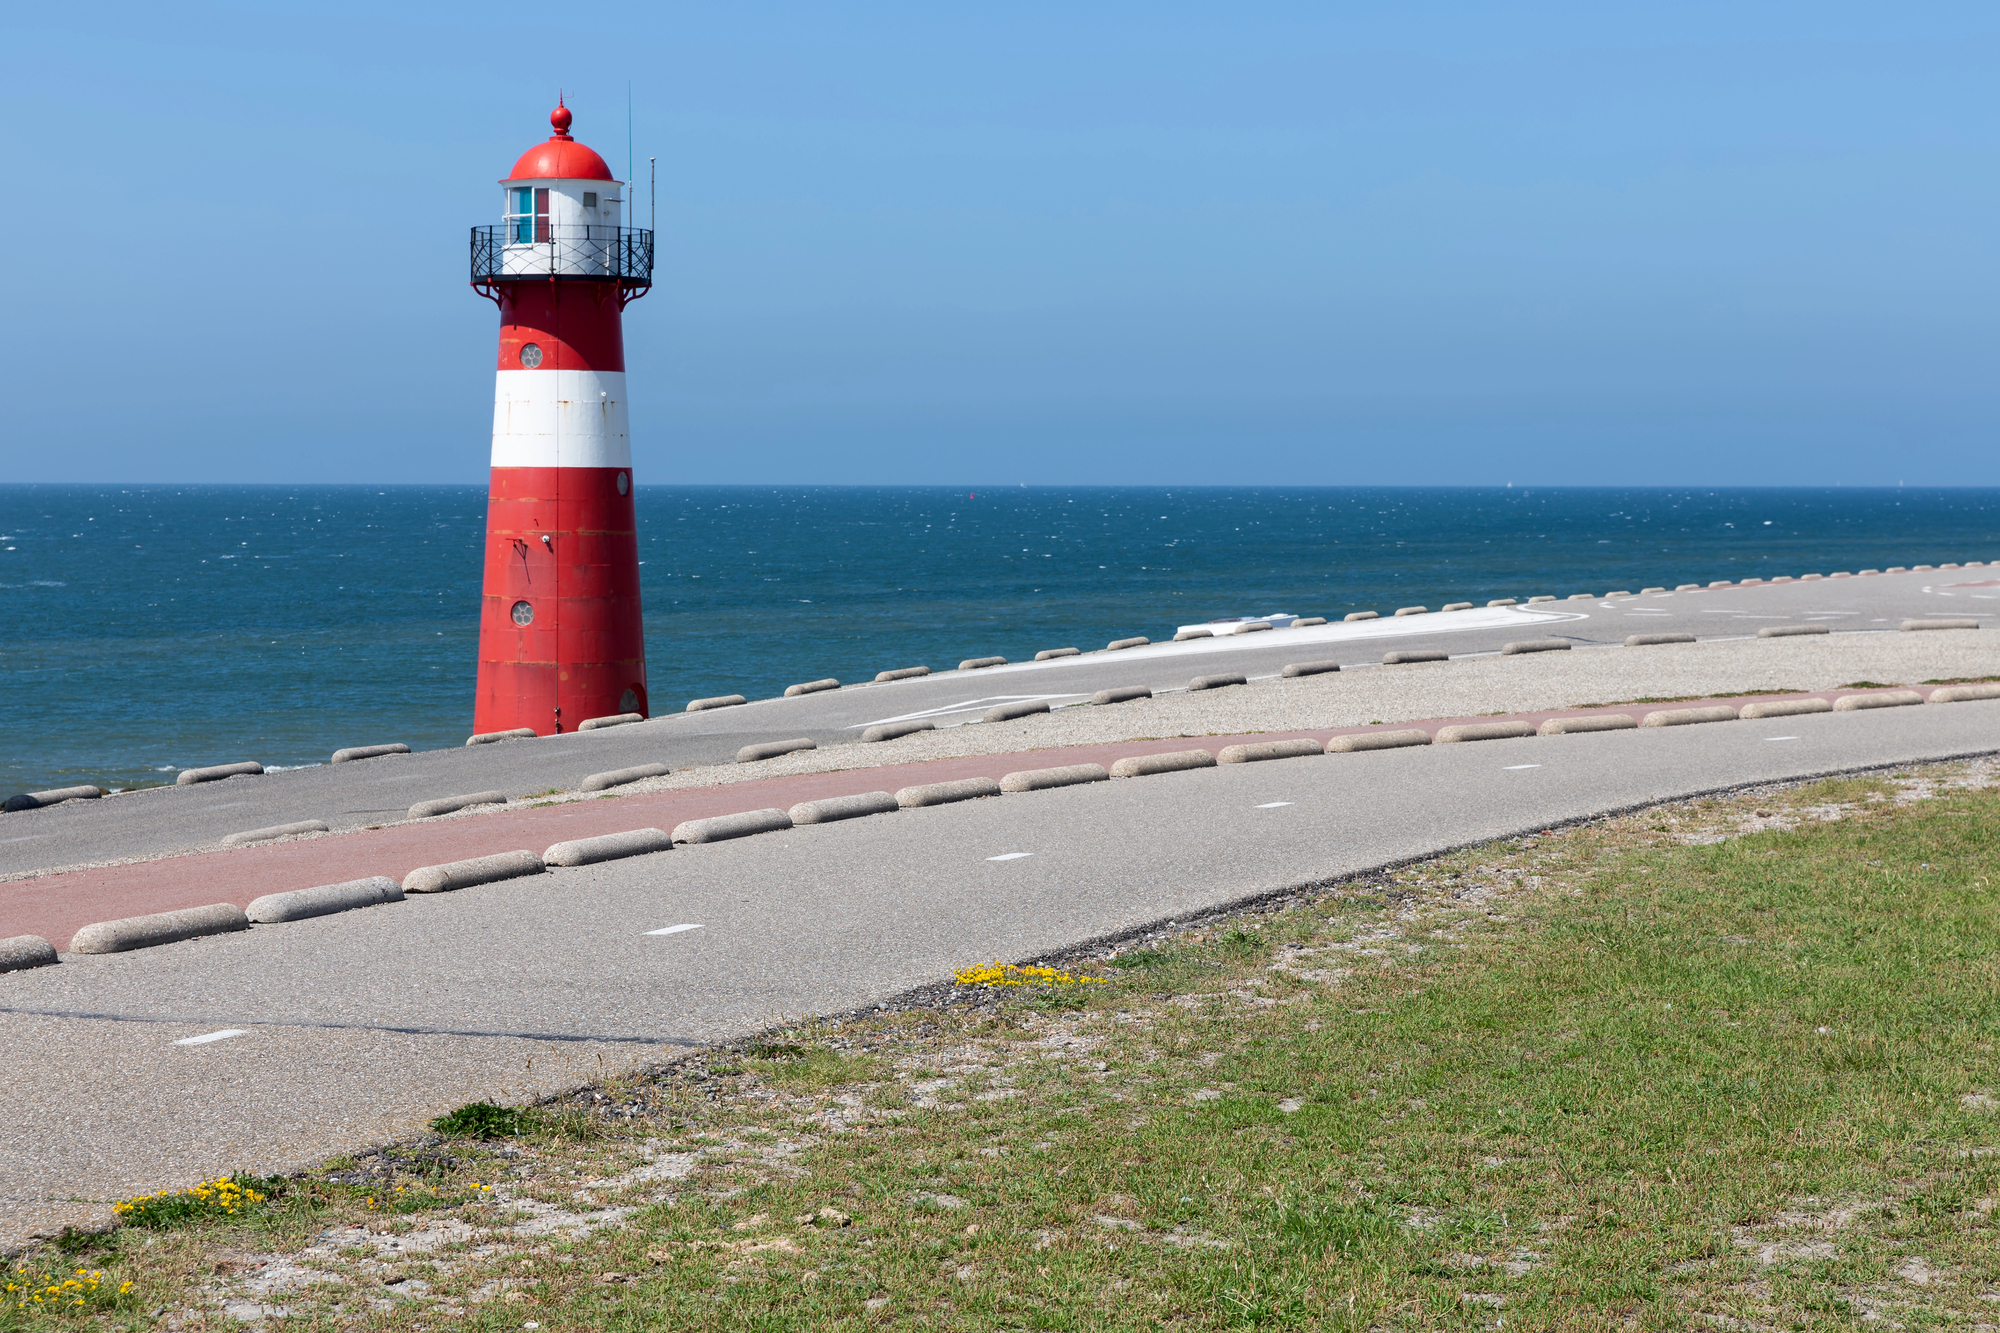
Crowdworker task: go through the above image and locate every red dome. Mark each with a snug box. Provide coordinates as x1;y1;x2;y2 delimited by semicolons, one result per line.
503;102;616;183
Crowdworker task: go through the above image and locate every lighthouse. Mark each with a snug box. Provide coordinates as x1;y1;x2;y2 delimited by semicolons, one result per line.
469;101;653;736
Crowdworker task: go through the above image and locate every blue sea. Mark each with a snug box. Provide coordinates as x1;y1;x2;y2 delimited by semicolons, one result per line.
2;485;1996;794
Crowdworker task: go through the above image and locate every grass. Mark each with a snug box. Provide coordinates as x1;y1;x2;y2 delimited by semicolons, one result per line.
11;761;2000;1330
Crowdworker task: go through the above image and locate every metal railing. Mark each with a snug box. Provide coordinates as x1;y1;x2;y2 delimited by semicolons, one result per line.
470;224;654;285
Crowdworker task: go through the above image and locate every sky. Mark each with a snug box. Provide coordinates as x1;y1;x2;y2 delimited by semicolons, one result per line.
7;2;1998;486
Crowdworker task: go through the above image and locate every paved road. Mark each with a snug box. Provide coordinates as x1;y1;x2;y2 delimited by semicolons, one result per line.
2;699;1996;1243
1;568;1988;880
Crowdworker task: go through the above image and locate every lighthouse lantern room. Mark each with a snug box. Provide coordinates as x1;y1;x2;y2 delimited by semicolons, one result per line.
469;101;653;736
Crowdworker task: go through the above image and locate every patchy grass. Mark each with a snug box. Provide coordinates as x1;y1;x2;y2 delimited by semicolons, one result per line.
12;761;2000;1331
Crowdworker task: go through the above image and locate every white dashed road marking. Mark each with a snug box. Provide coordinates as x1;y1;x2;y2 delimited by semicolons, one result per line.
1764;736;1800;742
1504;764;1542;770
175;1030;247;1046
1255;802;1294;809
646;924;704;936
987;853;1033;862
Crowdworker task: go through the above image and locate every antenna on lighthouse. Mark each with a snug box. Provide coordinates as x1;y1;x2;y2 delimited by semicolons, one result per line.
650;156;657;233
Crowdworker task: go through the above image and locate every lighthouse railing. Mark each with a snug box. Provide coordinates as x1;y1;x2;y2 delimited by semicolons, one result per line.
470;225;654;285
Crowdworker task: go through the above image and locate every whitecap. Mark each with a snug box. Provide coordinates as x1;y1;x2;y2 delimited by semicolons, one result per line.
30;580;66;588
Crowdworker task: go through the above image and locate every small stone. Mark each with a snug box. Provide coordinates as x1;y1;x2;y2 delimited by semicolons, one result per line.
817;1207;852;1226
793;1213;816;1227
731;1212;768;1231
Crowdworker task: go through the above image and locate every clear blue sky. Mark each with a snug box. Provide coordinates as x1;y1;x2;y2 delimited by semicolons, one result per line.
10;3;1997;485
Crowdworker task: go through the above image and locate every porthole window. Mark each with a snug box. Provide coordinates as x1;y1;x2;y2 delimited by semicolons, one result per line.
510;600;534;626
519;342;543;369
616;471;629;496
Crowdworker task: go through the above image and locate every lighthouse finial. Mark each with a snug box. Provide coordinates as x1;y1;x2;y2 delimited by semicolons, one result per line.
551;95;573;140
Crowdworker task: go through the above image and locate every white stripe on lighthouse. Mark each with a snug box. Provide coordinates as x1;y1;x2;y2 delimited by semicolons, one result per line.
490;369;632;469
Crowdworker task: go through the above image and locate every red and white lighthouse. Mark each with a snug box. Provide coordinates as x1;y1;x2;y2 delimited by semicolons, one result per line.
469;101;652;735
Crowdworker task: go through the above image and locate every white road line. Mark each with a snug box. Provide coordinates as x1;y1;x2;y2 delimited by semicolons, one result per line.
1764;736;1800;742
645;924;704;936
987;852;1033;862
1255;801;1294;809
175;1029;247;1046
1504;764;1542;770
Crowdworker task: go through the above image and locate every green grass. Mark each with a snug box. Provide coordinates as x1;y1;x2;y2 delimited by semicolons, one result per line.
15;766;2000;1330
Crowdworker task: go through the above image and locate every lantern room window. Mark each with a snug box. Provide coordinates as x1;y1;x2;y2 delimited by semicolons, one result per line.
507;187;552;243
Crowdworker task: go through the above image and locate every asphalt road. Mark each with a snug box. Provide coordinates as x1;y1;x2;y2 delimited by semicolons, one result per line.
0;568;1987;880
2;698;1996;1243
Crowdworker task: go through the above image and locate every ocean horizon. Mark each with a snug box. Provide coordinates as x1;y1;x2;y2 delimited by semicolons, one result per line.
3;483;1995;794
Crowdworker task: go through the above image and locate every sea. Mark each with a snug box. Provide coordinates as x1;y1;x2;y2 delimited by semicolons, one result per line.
2;485;1996;794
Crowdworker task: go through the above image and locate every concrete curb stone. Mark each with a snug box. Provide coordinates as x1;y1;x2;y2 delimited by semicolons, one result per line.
177;762;263;786
1106;637;1150;651
1280;661;1341;678
1218;739;1324;764
1291;617;1328;627
1110;750;1216;778
580;763;672;792
1740;698;1833;719
984;701;1051;723
687;695;749;712
1758;625;1830;638
1929;683;2000;703
1173;629;1213;641
1000;764;1110;793
330;743;410;764
1326;729;1431;752
1383;651;1448;665
784;679;840;698
408;791;507;820
1902;619;1980;632
71;903;249;954
1442;602;1473;611
246;876;404;923
959;657;1008;670
402;850;544;894
1834;690;1924;711
1395;606;1428;616
862;721;935;743
466;728;537;746
0;935;58;972
221;820;330;847
790;792;899;825
738;738;816;763
1344;611;1380;622
1538;714;1637;735
897;777;1002;808
1091;686;1153;705
672;809;793;844
875;666;931;682
1435;721;1537;743
27;786;103;806
1641;706;1740;727
543;829;674;867
578;713;645;731
1238;621;1272;633
1627;633;1696;646
1188;673;1247;692
1501;640;1571;655
1035;647;1081;660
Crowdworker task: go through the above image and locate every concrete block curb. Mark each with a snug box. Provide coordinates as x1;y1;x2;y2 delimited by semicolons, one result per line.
580;763;672;792
1538;714;1637;735
1344;611;1380;622
983;701;1050;723
543;829;673;868
1442;602;1473;612
897;777;1002;808
785;678;841;697
1930;683;2000;703
862;720;935;743
1859;570;1881;576
738;738;816;763
579;712;645;731
408;791;507;820
1383;650;1447;665
1238;621;1272;633
1641;706;1739;727
1902;619;1980;632
246;876;403;923
1326;729;1431;752
672;809;792;845
790;791;899;825
467;728;537;746
0;935;58;972
1110;749;1216;778
1435;721;1537;744
1830;572;1852;578
1834;690;1924;711
403;850;544;894
221;820;330;847
1281;661;1341;678
1091;686;1153;705
1394;606;1428;616
1800;574;1823;581
1188;673;1247;692
1567;593;1596;601
177;762;263;786
1501;640;1571;655
1627;633;1696;647
1172;629;1213;641
1758;625;1829;638
1487;598;1517;607
1106;637;1150;651
1000;763;1109;793
1606;590;1633;597
959;656;1008;670
1035;647;1081;660
331;743;409;764
1290;617;1328;627
71;903;249;955
1709;580;1733;588
875;666;931;682
1676;584;1701;591
1218;738;1324;764
687;695;748;712
1528;596;1556;603
27;785;103;806
1740;698;1833;719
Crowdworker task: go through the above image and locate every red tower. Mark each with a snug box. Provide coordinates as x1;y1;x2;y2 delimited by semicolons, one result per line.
469;101;652;735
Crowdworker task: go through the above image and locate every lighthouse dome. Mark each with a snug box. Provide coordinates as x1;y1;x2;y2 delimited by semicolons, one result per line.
503;103;616;183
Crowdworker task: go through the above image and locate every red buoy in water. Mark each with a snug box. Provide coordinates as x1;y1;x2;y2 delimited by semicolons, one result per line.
468;100;654;734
